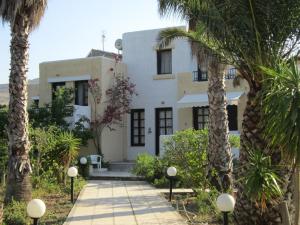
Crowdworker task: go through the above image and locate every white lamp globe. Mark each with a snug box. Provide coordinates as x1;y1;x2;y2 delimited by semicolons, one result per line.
167;167;177;177
27;199;46;219
80;157;87;165
67;167;78;177
216;193;235;212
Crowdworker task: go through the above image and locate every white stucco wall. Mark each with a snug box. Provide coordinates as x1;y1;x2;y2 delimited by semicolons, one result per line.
122;27;197;160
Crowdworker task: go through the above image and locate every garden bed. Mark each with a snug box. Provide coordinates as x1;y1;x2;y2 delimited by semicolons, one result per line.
1;177;86;225
163;192;229;225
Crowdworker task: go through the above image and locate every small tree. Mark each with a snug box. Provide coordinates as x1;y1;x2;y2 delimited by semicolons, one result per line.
28;87;74;129
88;64;137;156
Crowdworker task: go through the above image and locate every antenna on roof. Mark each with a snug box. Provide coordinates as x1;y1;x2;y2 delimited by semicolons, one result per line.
101;31;106;51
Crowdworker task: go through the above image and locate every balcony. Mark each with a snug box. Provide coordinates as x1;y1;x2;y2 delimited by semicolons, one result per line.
193;70;208;82
225;68;237;79
193;68;237;82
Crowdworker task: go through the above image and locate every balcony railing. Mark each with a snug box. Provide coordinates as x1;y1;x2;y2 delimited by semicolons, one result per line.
193;68;237;82
225;68;237;79
193;70;208;82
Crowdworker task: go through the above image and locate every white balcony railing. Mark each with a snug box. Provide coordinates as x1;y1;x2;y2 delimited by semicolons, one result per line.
193;68;237;82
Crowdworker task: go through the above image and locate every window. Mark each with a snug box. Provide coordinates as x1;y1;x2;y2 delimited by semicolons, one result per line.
193;64;208;81
75;80;88;106
131;109;145;146
193;106;209;130
227;105;238;130
33;99;39;107
157;49;172;74
193;105;238;131
52;82;65;100
193;70;208;81
225;68;237;79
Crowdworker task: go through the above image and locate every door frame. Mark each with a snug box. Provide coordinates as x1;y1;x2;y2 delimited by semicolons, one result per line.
155;107;173;156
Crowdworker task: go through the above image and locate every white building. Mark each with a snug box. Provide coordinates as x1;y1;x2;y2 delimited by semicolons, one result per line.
38;26;247;162
123;27;198;159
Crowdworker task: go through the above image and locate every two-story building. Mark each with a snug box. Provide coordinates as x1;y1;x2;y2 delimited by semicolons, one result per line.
37;26;248;162
123;27;248;160
39;53;128;161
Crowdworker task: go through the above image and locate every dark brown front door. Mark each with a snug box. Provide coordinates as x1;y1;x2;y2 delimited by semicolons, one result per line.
155;108;173;155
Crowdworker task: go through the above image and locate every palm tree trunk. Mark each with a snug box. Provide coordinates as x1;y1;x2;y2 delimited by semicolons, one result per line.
5;14;32;203
0;203;3;224
294;167;300;225
234;87;295;225
207;63;232;192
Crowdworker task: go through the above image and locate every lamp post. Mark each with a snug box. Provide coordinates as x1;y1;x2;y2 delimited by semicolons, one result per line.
167;166;177;202
27;199;46;225
80;157;87;165
67;166;78;204
216;193;236;225
80;157;88;177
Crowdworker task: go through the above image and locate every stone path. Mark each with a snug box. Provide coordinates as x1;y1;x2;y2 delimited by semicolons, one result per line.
64;180;188;225
89;171;143;180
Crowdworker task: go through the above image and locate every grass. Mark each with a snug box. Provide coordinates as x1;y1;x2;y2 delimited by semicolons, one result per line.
1;177;86;225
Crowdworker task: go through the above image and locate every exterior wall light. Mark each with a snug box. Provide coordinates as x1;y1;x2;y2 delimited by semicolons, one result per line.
167;166;177;202
27;199;46;225
67;167;78;203
216;193;236;225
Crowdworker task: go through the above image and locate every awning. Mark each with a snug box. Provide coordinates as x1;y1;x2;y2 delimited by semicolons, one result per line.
177;91;244;108
48;74;91;83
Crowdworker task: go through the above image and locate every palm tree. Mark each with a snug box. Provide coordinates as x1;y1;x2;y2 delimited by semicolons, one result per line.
261;60;300;224
158;28;233;192
158;0;300;224
0;0;47;202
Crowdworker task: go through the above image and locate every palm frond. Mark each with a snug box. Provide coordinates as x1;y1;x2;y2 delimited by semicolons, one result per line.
0;0;47;30
261;60;300;163
158;0;201;21
241;149;283;211
158;27;198;48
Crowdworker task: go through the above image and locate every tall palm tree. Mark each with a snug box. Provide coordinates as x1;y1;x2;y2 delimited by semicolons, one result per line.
158;0;300;224
158;28;233;192
0;0;47;202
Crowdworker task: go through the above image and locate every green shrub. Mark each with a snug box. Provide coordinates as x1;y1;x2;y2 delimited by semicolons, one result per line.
132;153;165;183
162;128;209;189
196;189;218;215
3;200;30;225
30;126;80;184
229;134;240;148
153;177;169;188
133;129;239;189
28;87;74;129
62;175;87;195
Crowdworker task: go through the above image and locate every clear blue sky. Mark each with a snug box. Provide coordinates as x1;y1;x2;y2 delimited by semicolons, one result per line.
0;0;184;84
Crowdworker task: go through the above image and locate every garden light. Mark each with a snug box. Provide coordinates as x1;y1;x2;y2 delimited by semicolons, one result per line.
80;157;87;165
67;166;78;203
216;193;235;225
167;166;177;202
27;199;46;225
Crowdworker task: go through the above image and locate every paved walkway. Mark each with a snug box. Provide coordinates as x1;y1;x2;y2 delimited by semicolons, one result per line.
89;171;142;179
64;180;188;225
